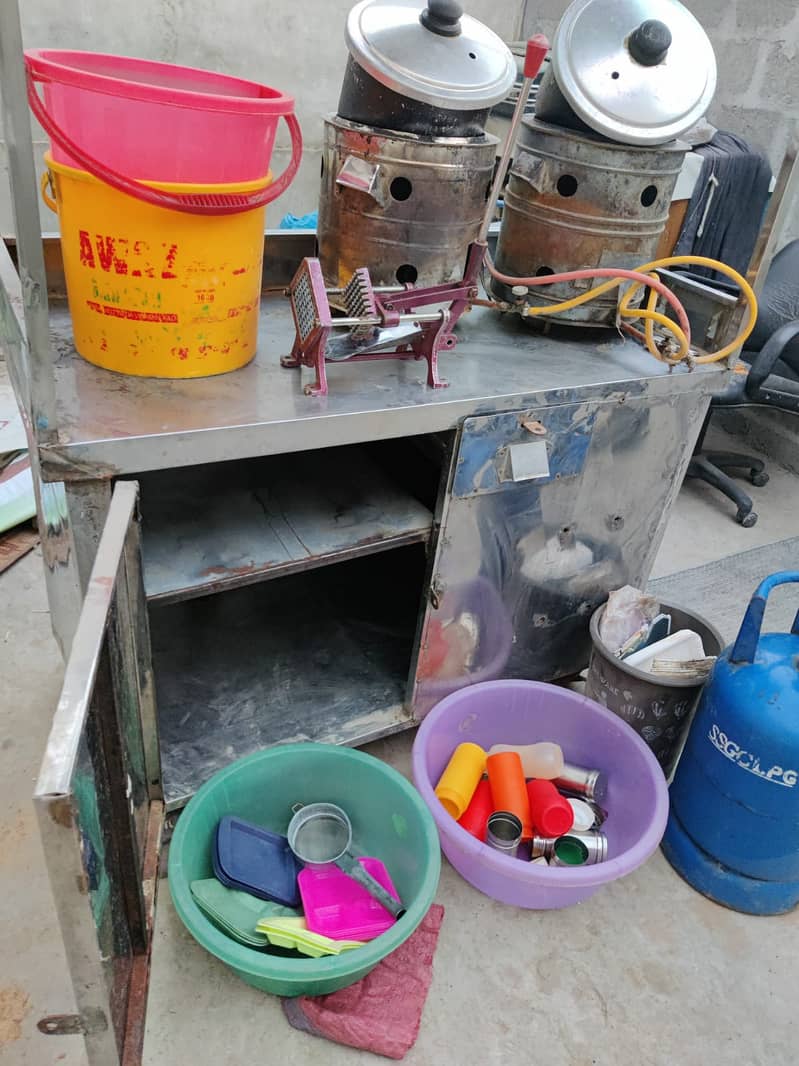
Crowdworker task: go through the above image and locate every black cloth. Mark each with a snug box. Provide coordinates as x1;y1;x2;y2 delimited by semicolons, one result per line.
675;131;772;280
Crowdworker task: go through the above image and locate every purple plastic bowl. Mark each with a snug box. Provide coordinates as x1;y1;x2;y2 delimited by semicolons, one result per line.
412;679;669;909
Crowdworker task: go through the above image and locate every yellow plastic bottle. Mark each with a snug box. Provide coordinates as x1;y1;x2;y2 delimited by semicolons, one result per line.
434;743;487;819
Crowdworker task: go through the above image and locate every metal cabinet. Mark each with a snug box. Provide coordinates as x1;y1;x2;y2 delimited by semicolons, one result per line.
34;379;712;820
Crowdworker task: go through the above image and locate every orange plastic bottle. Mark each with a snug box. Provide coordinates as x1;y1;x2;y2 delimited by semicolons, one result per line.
486;751;533;839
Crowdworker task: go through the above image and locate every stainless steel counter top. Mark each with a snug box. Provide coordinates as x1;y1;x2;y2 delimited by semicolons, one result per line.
43;294;727;481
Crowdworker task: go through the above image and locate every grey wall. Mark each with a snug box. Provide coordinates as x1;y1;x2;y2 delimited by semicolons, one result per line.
2;0;799;238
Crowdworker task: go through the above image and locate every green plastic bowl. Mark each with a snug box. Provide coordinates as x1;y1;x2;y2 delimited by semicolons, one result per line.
168;743;441;997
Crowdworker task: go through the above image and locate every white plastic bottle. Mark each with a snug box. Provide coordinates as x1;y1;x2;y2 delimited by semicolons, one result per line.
486;742;564;779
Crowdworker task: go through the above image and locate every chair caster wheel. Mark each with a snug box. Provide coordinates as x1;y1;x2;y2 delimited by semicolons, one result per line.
737;511;758;528
750;471;769;487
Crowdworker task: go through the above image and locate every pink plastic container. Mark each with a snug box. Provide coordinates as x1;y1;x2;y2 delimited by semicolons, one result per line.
25;50;295;184
298;858;400;942
412;680;668;909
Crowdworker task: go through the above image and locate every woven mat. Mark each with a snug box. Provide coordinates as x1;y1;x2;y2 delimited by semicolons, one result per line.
649;538;799;646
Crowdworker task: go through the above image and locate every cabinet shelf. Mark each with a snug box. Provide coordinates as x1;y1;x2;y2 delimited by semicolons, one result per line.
137;444;434;604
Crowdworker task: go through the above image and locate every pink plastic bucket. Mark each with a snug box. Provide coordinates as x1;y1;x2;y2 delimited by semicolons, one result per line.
25;50;302;214
412;680;668;909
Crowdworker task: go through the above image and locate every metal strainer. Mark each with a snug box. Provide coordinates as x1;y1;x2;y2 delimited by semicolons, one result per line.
287;802;405;919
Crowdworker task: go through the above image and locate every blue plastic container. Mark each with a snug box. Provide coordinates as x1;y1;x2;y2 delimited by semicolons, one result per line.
212;816;302;907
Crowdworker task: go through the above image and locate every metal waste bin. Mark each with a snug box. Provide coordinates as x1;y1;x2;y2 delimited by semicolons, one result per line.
585;600;723;778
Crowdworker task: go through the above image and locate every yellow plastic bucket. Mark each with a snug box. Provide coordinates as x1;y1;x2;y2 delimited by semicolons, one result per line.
42;153;270;378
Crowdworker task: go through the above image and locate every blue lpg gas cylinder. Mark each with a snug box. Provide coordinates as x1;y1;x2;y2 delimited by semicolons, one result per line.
662;572;799;914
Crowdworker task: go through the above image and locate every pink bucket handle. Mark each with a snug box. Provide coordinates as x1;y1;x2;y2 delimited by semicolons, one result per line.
26;69;302;216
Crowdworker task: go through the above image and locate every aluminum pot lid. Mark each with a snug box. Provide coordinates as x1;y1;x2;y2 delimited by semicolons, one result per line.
345;0;517;110
551;0;717;145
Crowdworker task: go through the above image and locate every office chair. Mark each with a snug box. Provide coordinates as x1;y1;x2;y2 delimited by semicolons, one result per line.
686;240;799;525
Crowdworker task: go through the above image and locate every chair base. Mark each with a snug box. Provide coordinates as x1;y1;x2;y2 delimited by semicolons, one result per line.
686;451;768;526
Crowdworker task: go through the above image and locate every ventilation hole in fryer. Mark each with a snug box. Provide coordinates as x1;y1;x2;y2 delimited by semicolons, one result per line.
396;264;418;285
641;184;658;207
390;176;413;201
536;266;555;277
556;174;578;197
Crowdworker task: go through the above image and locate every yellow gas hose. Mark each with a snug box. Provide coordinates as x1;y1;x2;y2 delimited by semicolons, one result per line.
490;253;758;366
520;274;692;361
617;255;758;364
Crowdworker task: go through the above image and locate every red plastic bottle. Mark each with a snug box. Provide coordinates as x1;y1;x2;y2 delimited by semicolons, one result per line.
457;777;493;842
526;779;574;837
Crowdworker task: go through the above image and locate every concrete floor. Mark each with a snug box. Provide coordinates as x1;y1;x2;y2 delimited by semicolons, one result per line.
2;426;798;1066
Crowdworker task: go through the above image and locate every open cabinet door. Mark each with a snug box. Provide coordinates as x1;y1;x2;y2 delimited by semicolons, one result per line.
34;481;163;1066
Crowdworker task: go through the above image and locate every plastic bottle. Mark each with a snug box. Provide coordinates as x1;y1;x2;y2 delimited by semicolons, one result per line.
434;742;486;819
486;752;533;839
486;742;564;780
526;779;574;837
457;777;493;841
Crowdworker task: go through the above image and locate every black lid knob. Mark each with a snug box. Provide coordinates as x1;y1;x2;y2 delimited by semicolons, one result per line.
420;0;463;38
628;19;672;66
